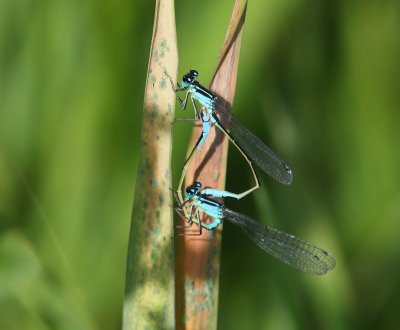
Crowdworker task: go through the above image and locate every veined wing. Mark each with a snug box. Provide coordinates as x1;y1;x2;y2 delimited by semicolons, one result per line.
223;208;336;275
214;100;293;185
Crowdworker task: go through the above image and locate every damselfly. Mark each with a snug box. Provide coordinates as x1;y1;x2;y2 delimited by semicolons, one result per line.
175;181;335;275
167;70;293;205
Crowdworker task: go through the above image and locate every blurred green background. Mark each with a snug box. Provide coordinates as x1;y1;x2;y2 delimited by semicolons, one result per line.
1;0;399;329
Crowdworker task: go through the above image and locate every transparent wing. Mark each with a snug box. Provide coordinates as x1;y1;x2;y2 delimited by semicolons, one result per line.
214;100;293;185
223;208;336;275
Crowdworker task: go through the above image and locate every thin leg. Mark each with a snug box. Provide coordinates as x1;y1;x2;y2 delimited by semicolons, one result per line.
177;207;202;236
193;209;202;236
191;95;200;120
173;194;192;231
174;94;201;124
164;71;183;91
194;210;221;232
177;90;191;110
175;207;194;229
163;71;197;117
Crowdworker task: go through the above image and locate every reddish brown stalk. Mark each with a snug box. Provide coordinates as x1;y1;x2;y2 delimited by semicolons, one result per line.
176;1;248;329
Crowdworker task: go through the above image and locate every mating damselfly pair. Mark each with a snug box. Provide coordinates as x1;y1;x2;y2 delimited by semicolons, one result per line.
169;70;335;275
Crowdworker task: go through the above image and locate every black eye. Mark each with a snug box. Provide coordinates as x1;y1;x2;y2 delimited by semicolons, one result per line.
183;74;192;84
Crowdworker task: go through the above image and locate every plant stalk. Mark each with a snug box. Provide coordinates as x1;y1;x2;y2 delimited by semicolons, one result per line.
123;0;178;328
175;1;248;329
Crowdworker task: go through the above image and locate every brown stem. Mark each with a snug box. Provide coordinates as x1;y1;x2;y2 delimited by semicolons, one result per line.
176;1;248;329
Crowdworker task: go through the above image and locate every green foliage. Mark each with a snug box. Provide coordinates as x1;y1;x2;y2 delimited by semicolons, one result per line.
1;0;399;329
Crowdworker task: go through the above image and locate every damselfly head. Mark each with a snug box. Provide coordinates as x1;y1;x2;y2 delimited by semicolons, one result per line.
185;181;202;198
182;70;199;87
